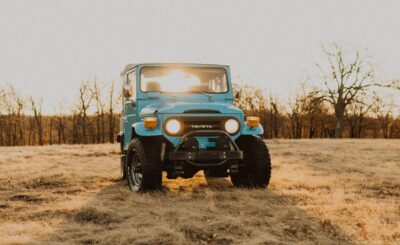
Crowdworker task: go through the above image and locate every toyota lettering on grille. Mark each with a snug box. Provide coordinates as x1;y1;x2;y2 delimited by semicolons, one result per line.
190;125;214;129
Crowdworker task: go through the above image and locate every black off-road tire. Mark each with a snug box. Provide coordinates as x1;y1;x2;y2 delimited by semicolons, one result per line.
126;138;162;192
120;154;128;181
119;134;128;181
230;135;271;188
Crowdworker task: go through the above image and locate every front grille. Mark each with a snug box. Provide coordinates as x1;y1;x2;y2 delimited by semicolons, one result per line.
183;109;220;114
181;117;224;134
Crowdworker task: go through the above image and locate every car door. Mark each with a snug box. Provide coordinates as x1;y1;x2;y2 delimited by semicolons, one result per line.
123;70;138;146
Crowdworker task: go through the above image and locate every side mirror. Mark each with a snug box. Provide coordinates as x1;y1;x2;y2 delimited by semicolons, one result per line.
123;84;133;98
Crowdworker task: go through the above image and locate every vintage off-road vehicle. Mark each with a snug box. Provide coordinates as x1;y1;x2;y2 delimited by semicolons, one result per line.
117;63;271;192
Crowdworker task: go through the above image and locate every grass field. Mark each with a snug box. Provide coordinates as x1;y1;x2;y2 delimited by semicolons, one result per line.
0;140;399;244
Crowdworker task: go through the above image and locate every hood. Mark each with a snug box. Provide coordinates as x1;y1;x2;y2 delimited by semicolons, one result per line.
140;102;242;116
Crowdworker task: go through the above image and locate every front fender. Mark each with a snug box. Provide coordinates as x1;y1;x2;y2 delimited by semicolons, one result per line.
241;122;264;136
132;122;163;136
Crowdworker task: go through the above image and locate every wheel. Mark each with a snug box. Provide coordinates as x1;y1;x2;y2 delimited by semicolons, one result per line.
120;154;128;181
230;135;271;188
126;138;162;192
119;135;128;181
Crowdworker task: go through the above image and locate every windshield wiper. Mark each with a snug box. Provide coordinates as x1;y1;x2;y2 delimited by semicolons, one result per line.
187;89;214;101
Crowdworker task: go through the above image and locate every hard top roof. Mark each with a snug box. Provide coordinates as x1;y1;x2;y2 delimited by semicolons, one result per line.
120;63;229;76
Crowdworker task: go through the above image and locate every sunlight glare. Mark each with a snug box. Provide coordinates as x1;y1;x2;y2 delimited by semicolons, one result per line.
159;70;200;92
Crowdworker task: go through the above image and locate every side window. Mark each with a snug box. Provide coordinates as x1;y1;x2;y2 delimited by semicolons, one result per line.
127;71;136;101
209;74;227;92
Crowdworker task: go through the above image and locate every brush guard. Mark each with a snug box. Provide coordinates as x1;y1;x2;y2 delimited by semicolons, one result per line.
168;130;243;167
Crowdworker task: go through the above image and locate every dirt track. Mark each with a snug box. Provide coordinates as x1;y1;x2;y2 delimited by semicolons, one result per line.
0;140;399;244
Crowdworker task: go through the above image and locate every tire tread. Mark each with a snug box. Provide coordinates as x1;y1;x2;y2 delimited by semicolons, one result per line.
230;135;271;188
127;137;162;192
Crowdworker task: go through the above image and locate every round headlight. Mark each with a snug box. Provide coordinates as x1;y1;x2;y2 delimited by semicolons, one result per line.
225;119;240;134
165;119;181;135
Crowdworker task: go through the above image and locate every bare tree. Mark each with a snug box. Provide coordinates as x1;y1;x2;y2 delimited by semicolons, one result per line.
29;96;44;145
28;115;36;145
91;80;105;143
288;96;308;139
287;85;309;139
0;87;6;145
268;95;283;138
77;81;93;144
233;83;285;138
302;90;330;138
108;81;119;143
316;43;377;138
49;117;53;145
373;97;395;138
346;95;376;138
13;89;25;145
389;117;400;138
1;85;26;146
71;109;79;144
54;100;67;144
2;85;16;145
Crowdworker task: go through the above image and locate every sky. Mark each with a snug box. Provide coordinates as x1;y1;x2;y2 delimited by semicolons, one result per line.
1;0;400;113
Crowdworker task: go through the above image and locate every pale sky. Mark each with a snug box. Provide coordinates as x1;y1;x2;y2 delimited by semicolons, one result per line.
1;0;400;113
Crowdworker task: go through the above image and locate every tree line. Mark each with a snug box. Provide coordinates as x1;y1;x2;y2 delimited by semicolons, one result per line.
234;83;399;139
1;43;399;146
0;81;120;146
235;43;400;139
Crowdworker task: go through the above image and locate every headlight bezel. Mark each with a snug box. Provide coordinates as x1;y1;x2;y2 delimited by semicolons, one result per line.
164;118;182;135
224;118;240;135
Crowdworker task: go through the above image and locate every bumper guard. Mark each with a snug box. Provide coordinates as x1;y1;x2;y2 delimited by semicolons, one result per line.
168;130;243;167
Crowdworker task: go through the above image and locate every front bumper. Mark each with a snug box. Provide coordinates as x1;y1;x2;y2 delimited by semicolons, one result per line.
169;150;243;161
168;130;243;167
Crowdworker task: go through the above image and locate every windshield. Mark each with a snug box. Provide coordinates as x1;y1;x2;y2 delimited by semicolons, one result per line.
140;67;228;93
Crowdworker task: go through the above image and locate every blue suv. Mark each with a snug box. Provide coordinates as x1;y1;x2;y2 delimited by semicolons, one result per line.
117;63;271;192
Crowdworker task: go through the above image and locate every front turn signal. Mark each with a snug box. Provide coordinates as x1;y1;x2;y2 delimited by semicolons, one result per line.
247;116;260;128
144;117;157;129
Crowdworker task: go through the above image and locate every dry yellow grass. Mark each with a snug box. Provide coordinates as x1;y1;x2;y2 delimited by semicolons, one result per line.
0;140;399;244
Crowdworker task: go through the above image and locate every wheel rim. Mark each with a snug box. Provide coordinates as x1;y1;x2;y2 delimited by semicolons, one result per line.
130;152;143;188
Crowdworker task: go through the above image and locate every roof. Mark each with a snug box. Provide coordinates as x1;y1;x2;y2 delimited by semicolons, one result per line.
120;63;229;76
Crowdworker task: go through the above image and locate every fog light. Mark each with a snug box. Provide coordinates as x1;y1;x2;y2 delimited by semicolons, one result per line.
247;116;260;128
144;117;157;129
